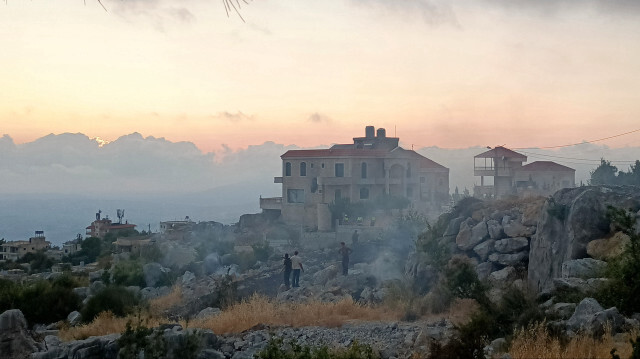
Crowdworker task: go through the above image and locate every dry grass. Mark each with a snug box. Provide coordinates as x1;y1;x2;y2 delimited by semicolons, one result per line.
189;294;401;334
59;311;164;341
148;285;183;316
509;321;634;359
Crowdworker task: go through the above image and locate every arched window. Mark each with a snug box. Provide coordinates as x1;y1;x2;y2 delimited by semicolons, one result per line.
300;162;307;176
360;187;369;199
361;162;367;179
406;164;412;178
285;162;291;176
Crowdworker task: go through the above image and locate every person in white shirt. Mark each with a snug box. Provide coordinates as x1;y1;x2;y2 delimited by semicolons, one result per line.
290;251;304;287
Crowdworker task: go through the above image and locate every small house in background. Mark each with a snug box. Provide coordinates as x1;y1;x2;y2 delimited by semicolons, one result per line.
114;236;152;255
474;146;575;198
0;231;51;261
515;161;575;196
63;234;83;255
160;216;194;241
86;210;136;239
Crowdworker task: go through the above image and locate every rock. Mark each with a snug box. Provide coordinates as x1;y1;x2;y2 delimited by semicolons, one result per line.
494;237;529;254
89;269;105;282
196;307;222;320
182;271;196;284
587;232;631;260
160;242;198;269
205;253;223;274
67;311;82;326
484;337;508;358
489;266;517;287
503;221;535;238
0;309;38;359
313;265;339;286
561;258;607;279
90;280;105;295
475;262;494;280
443;217;465;237
552;277;608;294
528;186;640;294
487;220;504;239
457;220;488;251
473;240;495;262
143;262;169;287
488;251;528;266
548;303;576;319
567;299;626;336
72;286;90;300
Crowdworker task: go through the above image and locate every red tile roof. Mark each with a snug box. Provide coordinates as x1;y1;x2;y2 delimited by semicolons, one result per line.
475;146;527;160
520;161;575;172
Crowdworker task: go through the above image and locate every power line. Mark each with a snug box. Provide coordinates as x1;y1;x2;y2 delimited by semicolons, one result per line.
516;150;638;164
512;128;640;150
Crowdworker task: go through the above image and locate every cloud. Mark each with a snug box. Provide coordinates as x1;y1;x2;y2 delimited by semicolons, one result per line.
348;0;458;26
211;111;255;122
307;112;333;123
111;0;196;32
480;0;640;15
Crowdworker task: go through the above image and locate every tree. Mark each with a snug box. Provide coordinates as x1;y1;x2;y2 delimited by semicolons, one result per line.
589;159;618;185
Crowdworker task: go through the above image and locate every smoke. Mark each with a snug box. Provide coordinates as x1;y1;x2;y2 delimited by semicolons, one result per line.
307;112;333;124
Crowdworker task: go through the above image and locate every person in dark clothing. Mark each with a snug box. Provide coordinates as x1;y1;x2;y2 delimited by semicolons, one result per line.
339;242;352;276
283;253;292;290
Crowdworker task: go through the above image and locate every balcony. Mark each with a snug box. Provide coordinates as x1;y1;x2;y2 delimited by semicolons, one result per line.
274;177;283;184
474;166;514;177
260;197;283;210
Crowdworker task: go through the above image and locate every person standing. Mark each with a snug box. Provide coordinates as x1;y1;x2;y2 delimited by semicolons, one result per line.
351;230;359;245
283;253;292;290
290;251;304;287
339;242;352;276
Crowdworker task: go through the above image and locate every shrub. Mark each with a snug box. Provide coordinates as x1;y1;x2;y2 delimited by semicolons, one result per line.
9;275;82;325
252;241;273;263
257;337;379;359
82;286;141;322
595;206;640;315
112;260;145;287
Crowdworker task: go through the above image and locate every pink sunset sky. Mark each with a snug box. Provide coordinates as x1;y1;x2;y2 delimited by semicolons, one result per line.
2;0;640;153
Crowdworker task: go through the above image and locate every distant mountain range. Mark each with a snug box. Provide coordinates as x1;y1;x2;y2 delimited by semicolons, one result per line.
1;132;638;245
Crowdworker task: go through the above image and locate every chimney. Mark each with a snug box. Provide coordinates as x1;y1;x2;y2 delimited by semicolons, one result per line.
365;126;375;138
377;128;386;138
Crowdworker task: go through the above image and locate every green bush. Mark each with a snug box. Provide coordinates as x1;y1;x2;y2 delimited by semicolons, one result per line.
252;241;273;263
595;206;640;315
257;337;379;359
82;286;141;322
112;260;146;287
1;275;81;325
18;250;54;273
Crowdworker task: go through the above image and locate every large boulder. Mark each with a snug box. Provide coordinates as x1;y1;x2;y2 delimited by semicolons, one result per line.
487;220;504;240
528;186;640;294
313;264;339;286
488;266;517;287
473;239;495;261
457;220;488;251
0;309;38;359
561;258;607;279
566;298;626;336
587;232;631;260
488;251;528;266
443;217;466;237
143;262;170;287
204;253;222;274
494;237;529;254
503;221;535;238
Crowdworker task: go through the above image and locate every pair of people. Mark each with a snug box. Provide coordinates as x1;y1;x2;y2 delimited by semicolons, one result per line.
282;251;303;289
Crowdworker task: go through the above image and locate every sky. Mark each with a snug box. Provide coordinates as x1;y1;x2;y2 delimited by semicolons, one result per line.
2;0;640;153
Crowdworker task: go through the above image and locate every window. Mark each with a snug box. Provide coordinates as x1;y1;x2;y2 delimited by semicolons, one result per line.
360;187;369;199
406;165;412;178
311;177;318;193
287;189;305;203
285;162;291;176
335;163;344;177
321;163;325;168
334;189;342;202
361;162;367;179
300;162;307;176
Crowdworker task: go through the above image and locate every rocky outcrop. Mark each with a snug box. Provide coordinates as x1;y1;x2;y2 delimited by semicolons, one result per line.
587;232;630;260
0;309;38;359
528;186;640;294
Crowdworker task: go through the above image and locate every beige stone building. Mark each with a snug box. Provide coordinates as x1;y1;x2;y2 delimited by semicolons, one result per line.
86;211;136;239
0;231;51;261
474;146;575;198
260;126;449;230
